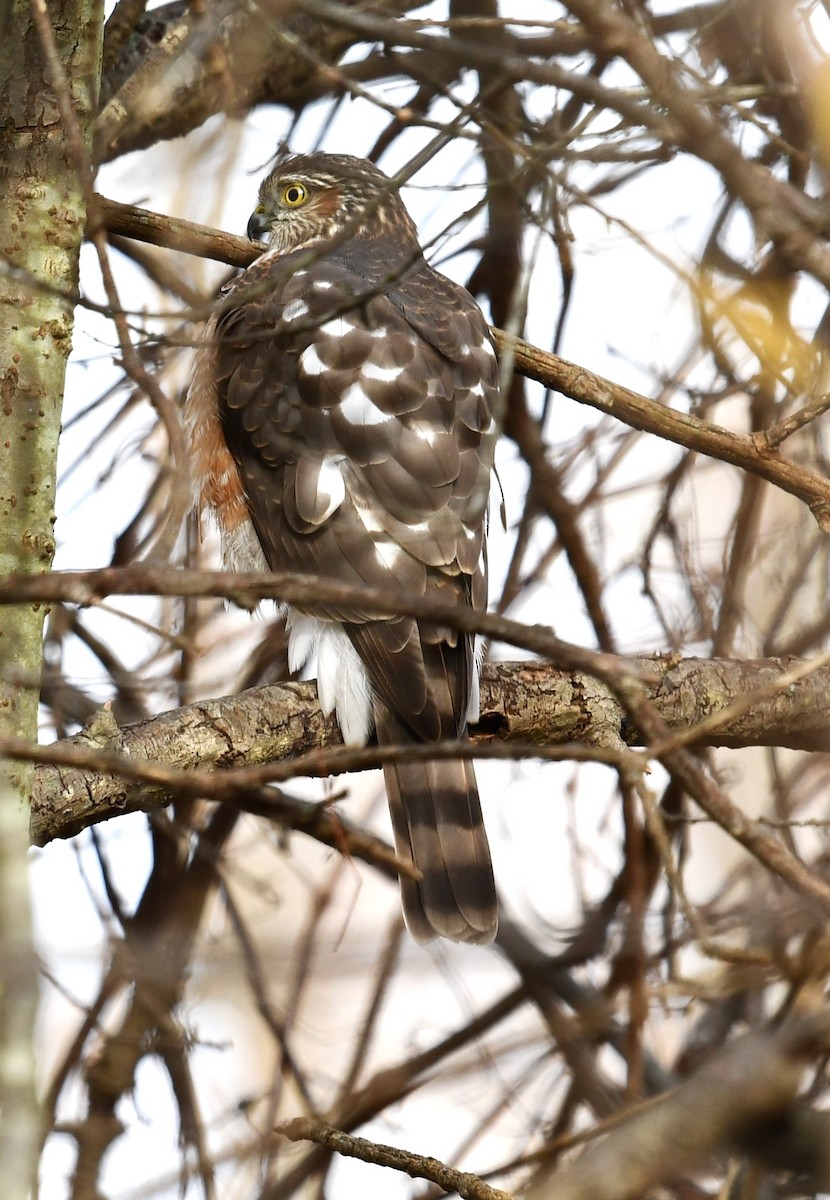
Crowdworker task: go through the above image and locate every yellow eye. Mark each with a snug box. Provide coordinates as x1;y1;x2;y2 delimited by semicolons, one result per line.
281;182;308;208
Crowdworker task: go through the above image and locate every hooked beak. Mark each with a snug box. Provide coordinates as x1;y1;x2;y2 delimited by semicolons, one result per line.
247;207;269;243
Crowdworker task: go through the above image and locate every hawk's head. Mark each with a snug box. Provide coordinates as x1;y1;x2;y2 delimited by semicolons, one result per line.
247;153;420;254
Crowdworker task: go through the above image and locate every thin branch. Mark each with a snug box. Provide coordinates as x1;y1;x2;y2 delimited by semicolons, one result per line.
94;196;830;529
27;653;830;841
277;1118;513;1200
525;1011;830;1200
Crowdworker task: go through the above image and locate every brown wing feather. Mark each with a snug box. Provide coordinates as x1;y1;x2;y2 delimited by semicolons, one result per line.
210;236;499;942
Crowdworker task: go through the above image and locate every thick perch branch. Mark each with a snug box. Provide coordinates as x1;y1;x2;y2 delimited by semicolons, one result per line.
29;655;830;846
2;568;827;907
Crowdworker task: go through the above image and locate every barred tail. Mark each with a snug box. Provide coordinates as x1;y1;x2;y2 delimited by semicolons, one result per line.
377;711;497;944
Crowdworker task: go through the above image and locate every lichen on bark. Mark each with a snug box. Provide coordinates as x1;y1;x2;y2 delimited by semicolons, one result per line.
0;0;103;1192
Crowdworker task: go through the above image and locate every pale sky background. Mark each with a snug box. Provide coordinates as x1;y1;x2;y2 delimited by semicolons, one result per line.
33;3;830;1196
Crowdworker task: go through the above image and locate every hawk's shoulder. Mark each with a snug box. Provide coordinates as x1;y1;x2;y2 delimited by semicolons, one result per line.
218;240;496;370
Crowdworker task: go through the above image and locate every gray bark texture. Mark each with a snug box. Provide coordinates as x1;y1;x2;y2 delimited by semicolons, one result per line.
0;0;102;1191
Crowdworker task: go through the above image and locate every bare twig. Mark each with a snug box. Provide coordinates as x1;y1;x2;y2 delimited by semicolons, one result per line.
93;196;830;528
277;1118;513;1200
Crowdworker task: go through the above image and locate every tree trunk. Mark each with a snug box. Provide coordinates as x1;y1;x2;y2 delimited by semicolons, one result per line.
0;1;102;1191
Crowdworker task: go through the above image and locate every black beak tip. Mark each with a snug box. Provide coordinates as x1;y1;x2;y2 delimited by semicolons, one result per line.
247;211;268;243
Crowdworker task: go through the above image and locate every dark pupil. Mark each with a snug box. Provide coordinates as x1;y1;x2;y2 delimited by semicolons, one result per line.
287;186;302;203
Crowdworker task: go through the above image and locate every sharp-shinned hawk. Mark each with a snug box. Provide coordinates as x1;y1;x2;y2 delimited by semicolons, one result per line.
187;153;500;943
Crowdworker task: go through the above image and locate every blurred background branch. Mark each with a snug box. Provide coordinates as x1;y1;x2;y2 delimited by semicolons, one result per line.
5;0;830;1197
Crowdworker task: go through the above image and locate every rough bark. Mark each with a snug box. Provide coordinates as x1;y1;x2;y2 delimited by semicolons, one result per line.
28;655;830;846
94;0;426;162
0;0;102;1191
